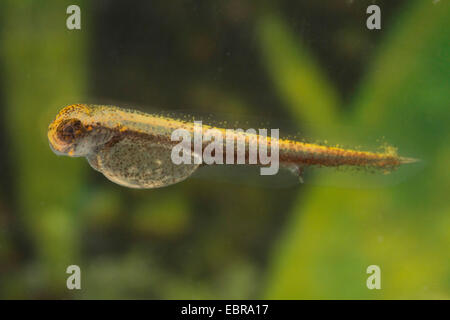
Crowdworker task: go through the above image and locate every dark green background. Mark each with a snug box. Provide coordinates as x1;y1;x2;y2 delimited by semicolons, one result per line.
0;0;448;299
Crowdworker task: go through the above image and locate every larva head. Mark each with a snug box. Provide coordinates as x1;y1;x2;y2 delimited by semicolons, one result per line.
48;104;96;157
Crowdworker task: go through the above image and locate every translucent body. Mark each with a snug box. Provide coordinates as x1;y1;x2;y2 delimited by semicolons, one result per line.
47;104;415;189
87;136;200;188
48;104;202;188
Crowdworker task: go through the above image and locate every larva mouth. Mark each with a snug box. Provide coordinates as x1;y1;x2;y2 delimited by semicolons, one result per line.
48;139;73;156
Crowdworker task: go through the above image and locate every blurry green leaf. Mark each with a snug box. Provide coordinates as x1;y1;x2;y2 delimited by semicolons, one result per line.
265;0;450;299
257;12;340;134
0;0;88;295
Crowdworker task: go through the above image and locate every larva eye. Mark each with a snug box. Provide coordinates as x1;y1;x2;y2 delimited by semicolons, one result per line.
57;119;84;143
